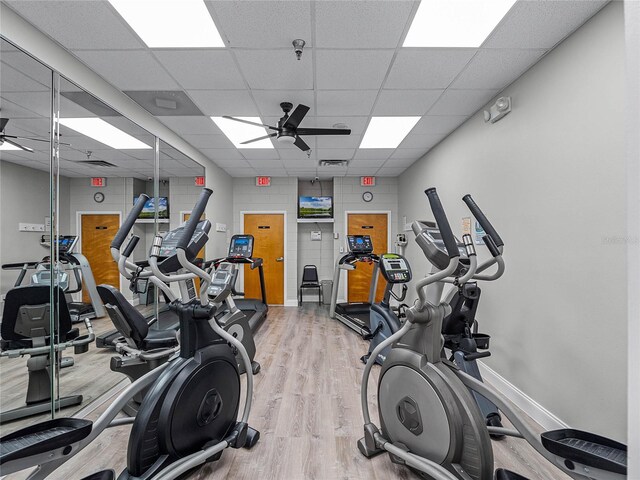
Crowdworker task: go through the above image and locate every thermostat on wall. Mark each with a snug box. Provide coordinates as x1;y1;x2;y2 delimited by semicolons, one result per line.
311;231;322;241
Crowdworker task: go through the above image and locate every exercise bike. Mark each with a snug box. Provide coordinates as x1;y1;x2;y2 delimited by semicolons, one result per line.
358;188;627;480
0;188;260;480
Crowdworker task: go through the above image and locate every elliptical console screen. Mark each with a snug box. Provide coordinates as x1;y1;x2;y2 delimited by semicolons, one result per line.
379;253;412;283
347;235;373;254
55;235;78;253
228;235;254;258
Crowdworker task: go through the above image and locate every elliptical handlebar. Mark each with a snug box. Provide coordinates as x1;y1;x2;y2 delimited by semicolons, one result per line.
112;194;148;250
177;188;212;251
425;188;459;259
462;194;503;248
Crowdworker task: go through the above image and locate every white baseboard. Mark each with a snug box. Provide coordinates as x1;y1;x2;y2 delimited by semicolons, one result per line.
478;361;569;431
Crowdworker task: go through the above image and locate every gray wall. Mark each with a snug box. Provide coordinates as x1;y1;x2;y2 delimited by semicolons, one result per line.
333;176;398;302
398;2;626;440
0;161;70;305
232;176;298;304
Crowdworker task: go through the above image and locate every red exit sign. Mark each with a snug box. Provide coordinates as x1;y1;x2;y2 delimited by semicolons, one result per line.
195;176;205;187
91;177;106;187
361;176;376;187
256;176;271;187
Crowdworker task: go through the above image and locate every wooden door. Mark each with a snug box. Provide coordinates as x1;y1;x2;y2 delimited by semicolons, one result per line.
243;214;284;305
347;213;388;303
80;214;120;303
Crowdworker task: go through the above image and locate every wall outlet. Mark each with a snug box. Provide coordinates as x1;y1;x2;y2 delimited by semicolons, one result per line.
19;223;45;232
216;223;227;232
339;246;344;253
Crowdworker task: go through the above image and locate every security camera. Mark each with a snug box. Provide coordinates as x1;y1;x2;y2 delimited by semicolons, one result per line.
314;176;319;182
147;176;153;181
292;39;305;61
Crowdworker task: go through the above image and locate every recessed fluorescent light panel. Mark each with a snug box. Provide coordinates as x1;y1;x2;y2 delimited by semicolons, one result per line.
0;143;22;150
109;0;224;48
404;0;517;47
211;117;274;149
59;118;151;150
360;117;420;149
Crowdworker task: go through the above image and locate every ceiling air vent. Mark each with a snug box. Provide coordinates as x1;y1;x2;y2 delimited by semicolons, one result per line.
77;160;117;167
319;159;349;167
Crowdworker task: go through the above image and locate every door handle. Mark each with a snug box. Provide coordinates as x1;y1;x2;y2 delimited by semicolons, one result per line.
276;257;284;262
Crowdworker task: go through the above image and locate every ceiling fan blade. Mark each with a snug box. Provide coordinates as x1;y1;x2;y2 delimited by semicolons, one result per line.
222;116;279;131
293;136;310;152
2;137;34;153
0;118;9;132
283;104;310;129
3;134;72;146
296;128;351;136
240;133;277;145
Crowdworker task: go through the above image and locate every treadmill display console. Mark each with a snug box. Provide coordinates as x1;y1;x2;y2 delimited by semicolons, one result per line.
347;235;373;254
228;235;254;258
379;253;412;283
54;236;78;253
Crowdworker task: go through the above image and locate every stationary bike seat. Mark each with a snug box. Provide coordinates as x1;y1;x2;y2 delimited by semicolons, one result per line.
0;418;92;465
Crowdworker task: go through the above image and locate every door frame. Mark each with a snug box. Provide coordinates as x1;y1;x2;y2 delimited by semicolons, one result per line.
240;210;288;306
76;211;123;293
343;210;391;303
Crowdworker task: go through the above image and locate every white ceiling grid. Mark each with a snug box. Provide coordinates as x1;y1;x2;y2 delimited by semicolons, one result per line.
3;0;608;178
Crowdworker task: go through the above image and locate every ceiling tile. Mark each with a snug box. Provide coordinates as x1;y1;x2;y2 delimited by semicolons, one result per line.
0;51;52;86
348;158;388;168
152;50;245;90
306;116;369;134
316;134;363;149
224;167;257;177
0;64;49;92
209;157;250;168
187;90;258;116
388;149;427;160
315;0;415;48
353;149;394;160
385;49;477;89
181;134;234;149
5;1;146;50
427;89;498;116
398;133;445;149
4;118;51;137
252;91;314;117
73;50;180;90
347;167;382;176
316;148;356;159
376;166;406;176
316;50;394;90
234;50;313;90
373;89;442;115
452;49;547;90
315;90;377;116
240;149;280;160
198;148;244;161
279;149;313;160
484;0;607;49
208;1;312;48
410;115;468;135
158;116;221;135
246;159;284;168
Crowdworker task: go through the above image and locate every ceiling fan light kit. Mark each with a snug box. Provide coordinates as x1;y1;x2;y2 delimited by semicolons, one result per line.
223;102;351;153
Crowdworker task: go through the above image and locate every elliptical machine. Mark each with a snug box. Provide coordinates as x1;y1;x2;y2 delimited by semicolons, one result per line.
358;188;627;480
0;189;260;480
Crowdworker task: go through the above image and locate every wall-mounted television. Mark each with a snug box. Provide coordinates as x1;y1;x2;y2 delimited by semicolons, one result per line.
298;196;333;219
134;196;169;219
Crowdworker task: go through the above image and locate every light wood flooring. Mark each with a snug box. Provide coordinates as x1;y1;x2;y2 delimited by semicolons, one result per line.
5;305;570;479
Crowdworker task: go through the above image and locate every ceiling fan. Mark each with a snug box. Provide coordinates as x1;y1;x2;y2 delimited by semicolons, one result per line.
0;117;70;152
223;102;351;152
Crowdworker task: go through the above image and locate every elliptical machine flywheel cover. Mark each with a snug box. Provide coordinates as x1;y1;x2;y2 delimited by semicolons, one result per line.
159;344;241;456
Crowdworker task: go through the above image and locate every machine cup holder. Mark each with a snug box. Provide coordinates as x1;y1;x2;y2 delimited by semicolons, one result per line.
74;343;89;354
473;333;490;350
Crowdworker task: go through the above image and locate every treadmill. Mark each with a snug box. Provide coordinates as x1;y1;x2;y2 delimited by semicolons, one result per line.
329;235;380;338
207;234;268;333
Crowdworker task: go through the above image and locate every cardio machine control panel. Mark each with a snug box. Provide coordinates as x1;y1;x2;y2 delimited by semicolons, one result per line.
228;235;254;259
154;220;211;273
347;235;373;254
413;222;468;272
379;253;412;284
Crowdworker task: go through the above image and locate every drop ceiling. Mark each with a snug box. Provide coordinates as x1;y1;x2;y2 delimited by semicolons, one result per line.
2;0;608;178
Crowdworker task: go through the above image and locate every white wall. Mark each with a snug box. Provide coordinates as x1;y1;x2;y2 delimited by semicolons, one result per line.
398;2;626;440
333;176;399;302
0;161;70;305
232;176;297;305
624;0;640;475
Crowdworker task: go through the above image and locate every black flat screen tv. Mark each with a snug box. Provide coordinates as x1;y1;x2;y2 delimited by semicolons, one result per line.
298;196;333;219
134;196;169;219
